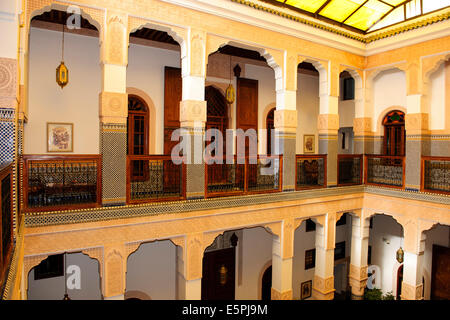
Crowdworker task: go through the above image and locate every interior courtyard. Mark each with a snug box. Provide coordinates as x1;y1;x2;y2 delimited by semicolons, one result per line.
0;0;449;301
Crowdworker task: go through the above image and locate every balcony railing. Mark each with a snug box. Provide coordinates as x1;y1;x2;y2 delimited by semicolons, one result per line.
295;155;327;190
365;155;405;188
126;155;185;204
205;155;282;198
337;154;363;186
0;162;13;290
22;155;102;212
421;156;450;195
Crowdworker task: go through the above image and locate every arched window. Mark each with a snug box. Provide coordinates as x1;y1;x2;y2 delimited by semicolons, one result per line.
383;110;405;156
266;108;275;155
205;86;228;155
127;95;149;180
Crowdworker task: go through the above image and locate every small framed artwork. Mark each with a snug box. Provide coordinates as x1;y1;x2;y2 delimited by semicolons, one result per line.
303;134;315;153
47;122;73;152
301;280;312;300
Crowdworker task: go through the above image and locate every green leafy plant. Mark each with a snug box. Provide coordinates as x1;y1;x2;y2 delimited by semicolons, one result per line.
364;288;383;300
364;288;396;300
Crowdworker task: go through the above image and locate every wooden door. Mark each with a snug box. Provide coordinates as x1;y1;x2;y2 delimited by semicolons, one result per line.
164;67;182;189
266;108;275;155
431;244;450;300
164;66;182;155
236;78;258;186
201;247;236;300
261;266;272;300
396;265;403;300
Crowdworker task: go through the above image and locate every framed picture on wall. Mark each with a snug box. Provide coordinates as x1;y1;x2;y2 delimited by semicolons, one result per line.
301;280;312;300
303;134;315;153
47;122;73;152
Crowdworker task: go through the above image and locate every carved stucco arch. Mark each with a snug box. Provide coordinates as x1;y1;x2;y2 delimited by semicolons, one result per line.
375;105;407;136
128;17;187;57
206;36;283;91
27;1;103;46
125;290;151;300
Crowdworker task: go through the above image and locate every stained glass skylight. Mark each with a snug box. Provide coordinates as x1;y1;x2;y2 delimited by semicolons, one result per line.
267;0;450;33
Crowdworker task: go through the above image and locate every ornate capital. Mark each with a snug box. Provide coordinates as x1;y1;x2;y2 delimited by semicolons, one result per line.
185;233;204;281
180;100;207;127
405;113;429;135
353;117;372;136
317;114;339;134
274;109;297;133
99;92;128;124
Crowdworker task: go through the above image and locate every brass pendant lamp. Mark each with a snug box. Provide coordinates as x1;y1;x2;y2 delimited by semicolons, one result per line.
56;24;69;89
225;54;235;104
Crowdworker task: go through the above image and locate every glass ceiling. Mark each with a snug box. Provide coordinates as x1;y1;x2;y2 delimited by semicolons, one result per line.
267;0;450;33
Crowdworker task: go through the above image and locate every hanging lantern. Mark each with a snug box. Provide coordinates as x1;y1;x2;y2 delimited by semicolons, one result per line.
396;247;404;263
56;62;69;89
225;83;235;105
225;54;235;104
219;265;228;286
56;24;68;89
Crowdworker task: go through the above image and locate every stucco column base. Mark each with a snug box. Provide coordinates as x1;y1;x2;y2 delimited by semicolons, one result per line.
348;264;368;299
271;288;292;300
401;282;423;300
312;275;335;300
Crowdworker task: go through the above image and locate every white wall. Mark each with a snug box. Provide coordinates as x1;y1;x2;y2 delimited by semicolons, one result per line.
244;64;276;154
127;43;180;154
26;28;100;154
297;73;320;154
235;227;273;299
126;240;176;300
292;216;352;299
27;252;102;300
372;69;407;132
368;214;403;296
369;215;450;299
429;63;446;130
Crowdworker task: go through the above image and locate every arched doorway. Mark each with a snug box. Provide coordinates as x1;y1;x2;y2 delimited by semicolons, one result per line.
266;108;275;155
127;95;149;180
382;110;405;156
261;265;272;300
396;264;403;300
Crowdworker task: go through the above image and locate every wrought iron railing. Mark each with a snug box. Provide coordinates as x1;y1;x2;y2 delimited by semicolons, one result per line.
421;156;450;195
337;154;363;186
22;155;102;212
127;155;185;204
365;155;404;188
205;155;282;198
295;155;327;190
0;162;13;290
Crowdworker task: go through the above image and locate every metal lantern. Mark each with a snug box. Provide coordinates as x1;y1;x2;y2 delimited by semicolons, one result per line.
225;54;235;104
56;61;69;89
219;265;228;285
396;247;404;263
56;24;68;89
225;83;235;104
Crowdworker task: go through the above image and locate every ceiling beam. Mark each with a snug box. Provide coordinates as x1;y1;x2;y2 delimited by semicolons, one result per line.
342;0;369;24
315;0;332;16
